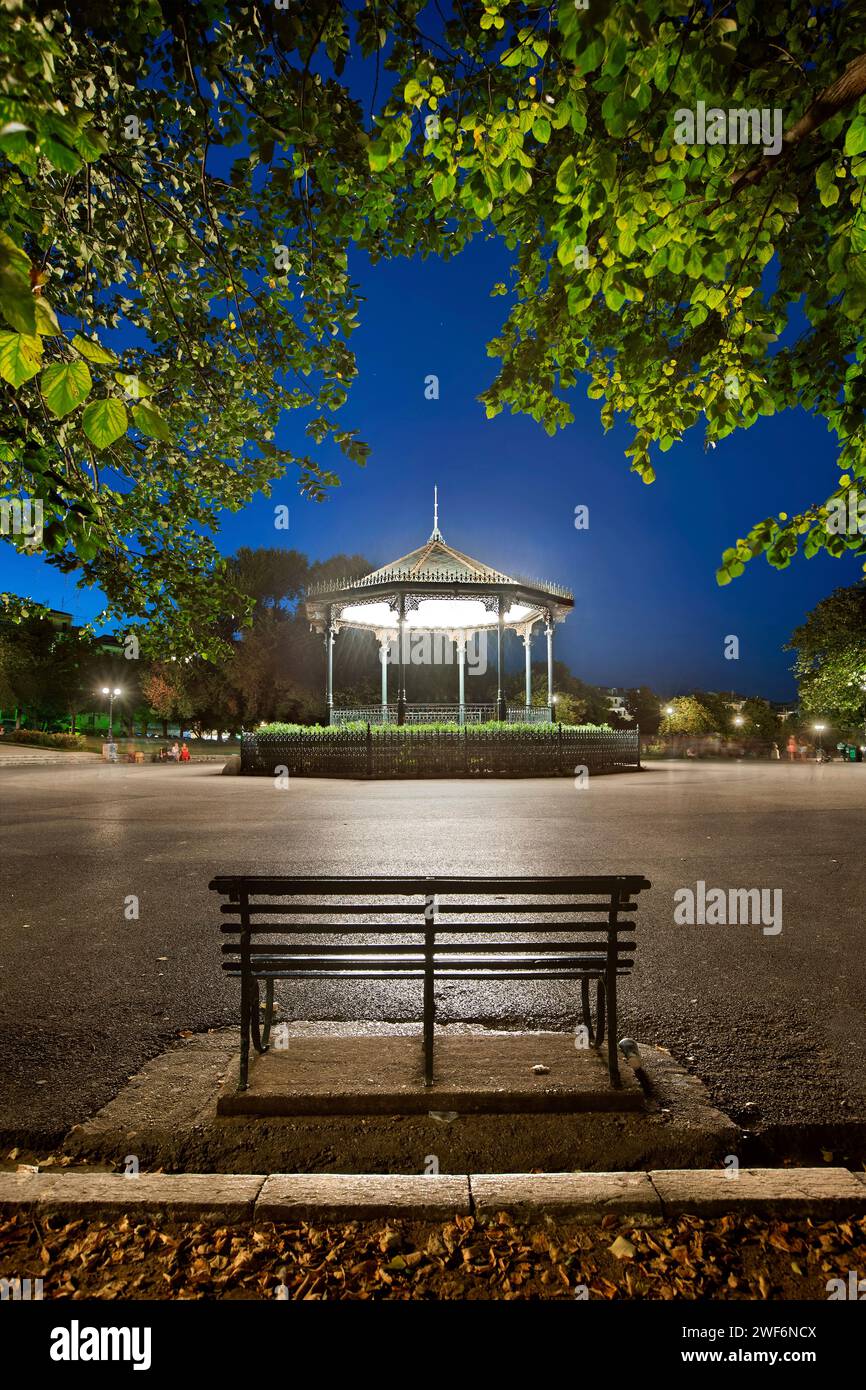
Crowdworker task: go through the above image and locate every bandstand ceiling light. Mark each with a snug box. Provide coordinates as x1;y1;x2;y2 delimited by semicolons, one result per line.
338;599;536;631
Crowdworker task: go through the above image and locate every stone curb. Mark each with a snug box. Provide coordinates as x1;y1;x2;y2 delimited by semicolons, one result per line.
471;1171;661;1219
0;1172;265;1222
647;1167;866;1218
256;1174;471;1221
1;1169;864;1222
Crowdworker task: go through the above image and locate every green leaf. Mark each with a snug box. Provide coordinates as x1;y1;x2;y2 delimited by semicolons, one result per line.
41;360;92;417
605;36;628;78
115;371;152;398
431;170;454;202
844;114;866;158
0;231;30;275
556;155;577;194
82;397;128;449
576;36;605;75
532;117;551;144
0;265;36;334
34;297;61;336
368;138;391;172
132;399;172;442
40;136;82;173
0;330;42;387
72;332;116;364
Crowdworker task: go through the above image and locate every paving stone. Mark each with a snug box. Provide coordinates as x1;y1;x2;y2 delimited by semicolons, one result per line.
255;1173;471;1221
470;1171;662;1219
0;1172;52;1211
649;1167;866;1217
35;1173;265;1221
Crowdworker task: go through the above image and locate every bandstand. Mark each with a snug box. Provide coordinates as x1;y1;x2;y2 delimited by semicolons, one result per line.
304;493;574;725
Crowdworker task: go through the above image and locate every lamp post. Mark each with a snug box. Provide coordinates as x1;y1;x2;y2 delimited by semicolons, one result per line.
813;722;826;757
100;686;122;739
733;715;744;728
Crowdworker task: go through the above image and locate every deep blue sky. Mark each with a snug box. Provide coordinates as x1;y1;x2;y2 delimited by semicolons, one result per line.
2;233;859;700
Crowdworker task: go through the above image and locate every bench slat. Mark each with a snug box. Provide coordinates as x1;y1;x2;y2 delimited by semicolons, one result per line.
222;973;631;984
221;941;636;956
219;921;636;935
218;900;639;916
210;874;651;895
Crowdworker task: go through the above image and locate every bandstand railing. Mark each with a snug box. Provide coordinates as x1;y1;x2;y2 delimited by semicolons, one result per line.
330;704;552;726
241;725;641;777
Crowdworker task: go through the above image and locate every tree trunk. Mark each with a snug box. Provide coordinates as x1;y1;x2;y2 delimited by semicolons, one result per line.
732;53;866;194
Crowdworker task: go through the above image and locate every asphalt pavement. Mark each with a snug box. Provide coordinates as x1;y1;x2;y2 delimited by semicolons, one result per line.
0;759;864;1143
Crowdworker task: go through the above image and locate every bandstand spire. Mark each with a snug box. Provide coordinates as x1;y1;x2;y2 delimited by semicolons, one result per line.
429;484;443;542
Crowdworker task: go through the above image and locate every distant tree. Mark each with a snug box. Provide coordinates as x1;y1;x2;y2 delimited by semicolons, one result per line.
624;686;661;735
226;549;310;618
552;692;591;726
787;581;866;727
660;696;716;736
738;697;779;739
0;606;101;730
688;689;735;729
141;663;192;738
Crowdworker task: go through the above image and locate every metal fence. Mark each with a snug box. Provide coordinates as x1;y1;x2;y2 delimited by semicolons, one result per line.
241;726;640;778
331;704;554;726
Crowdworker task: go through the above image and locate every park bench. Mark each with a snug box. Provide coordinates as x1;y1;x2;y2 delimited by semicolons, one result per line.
210;874;651;1092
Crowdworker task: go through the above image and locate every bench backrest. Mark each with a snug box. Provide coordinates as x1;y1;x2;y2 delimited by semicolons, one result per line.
211;874;651;979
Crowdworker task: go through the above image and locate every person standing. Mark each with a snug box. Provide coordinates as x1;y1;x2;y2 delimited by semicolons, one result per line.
786;734;797;761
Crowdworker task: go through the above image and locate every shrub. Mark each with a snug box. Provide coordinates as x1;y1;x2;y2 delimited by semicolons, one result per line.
3;729;88;750
253;720;612;736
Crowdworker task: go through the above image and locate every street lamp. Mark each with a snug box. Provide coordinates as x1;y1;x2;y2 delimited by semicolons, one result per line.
100;686;122;739
813;722;826;756
733;715;744;727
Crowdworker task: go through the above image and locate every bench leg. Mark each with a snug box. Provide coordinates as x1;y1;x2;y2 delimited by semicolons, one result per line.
606;961;620;1087
239;974;251;1092
261;979;274;1049
423;969;435;1087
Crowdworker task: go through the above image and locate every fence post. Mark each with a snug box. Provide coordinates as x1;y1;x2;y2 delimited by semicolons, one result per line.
557;720;563;775
463;722;468;775
366;722;372;778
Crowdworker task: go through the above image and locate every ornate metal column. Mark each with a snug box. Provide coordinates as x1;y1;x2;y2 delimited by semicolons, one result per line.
325;604;336;723
397;592;407;725
522;622;533;710
545;613;554;721
496;594;507;722
455;633;467;725
376;630;390;721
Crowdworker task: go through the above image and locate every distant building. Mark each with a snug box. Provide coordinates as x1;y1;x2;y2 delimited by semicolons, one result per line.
46;609;73;629
607;688;634;720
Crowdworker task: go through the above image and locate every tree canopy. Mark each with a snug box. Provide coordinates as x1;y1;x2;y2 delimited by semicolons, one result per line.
788;580;866;725
2;1;866;654
370;0;866;584
0;0;373;654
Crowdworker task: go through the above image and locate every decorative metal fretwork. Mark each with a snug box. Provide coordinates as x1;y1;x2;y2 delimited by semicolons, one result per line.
307;568;573;601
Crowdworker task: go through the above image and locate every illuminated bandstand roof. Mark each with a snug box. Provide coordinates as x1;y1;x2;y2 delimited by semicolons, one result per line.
305;491;574;637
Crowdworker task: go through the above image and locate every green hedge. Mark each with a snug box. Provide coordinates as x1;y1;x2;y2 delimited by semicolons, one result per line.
2;729;89;750
255;720;612;736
